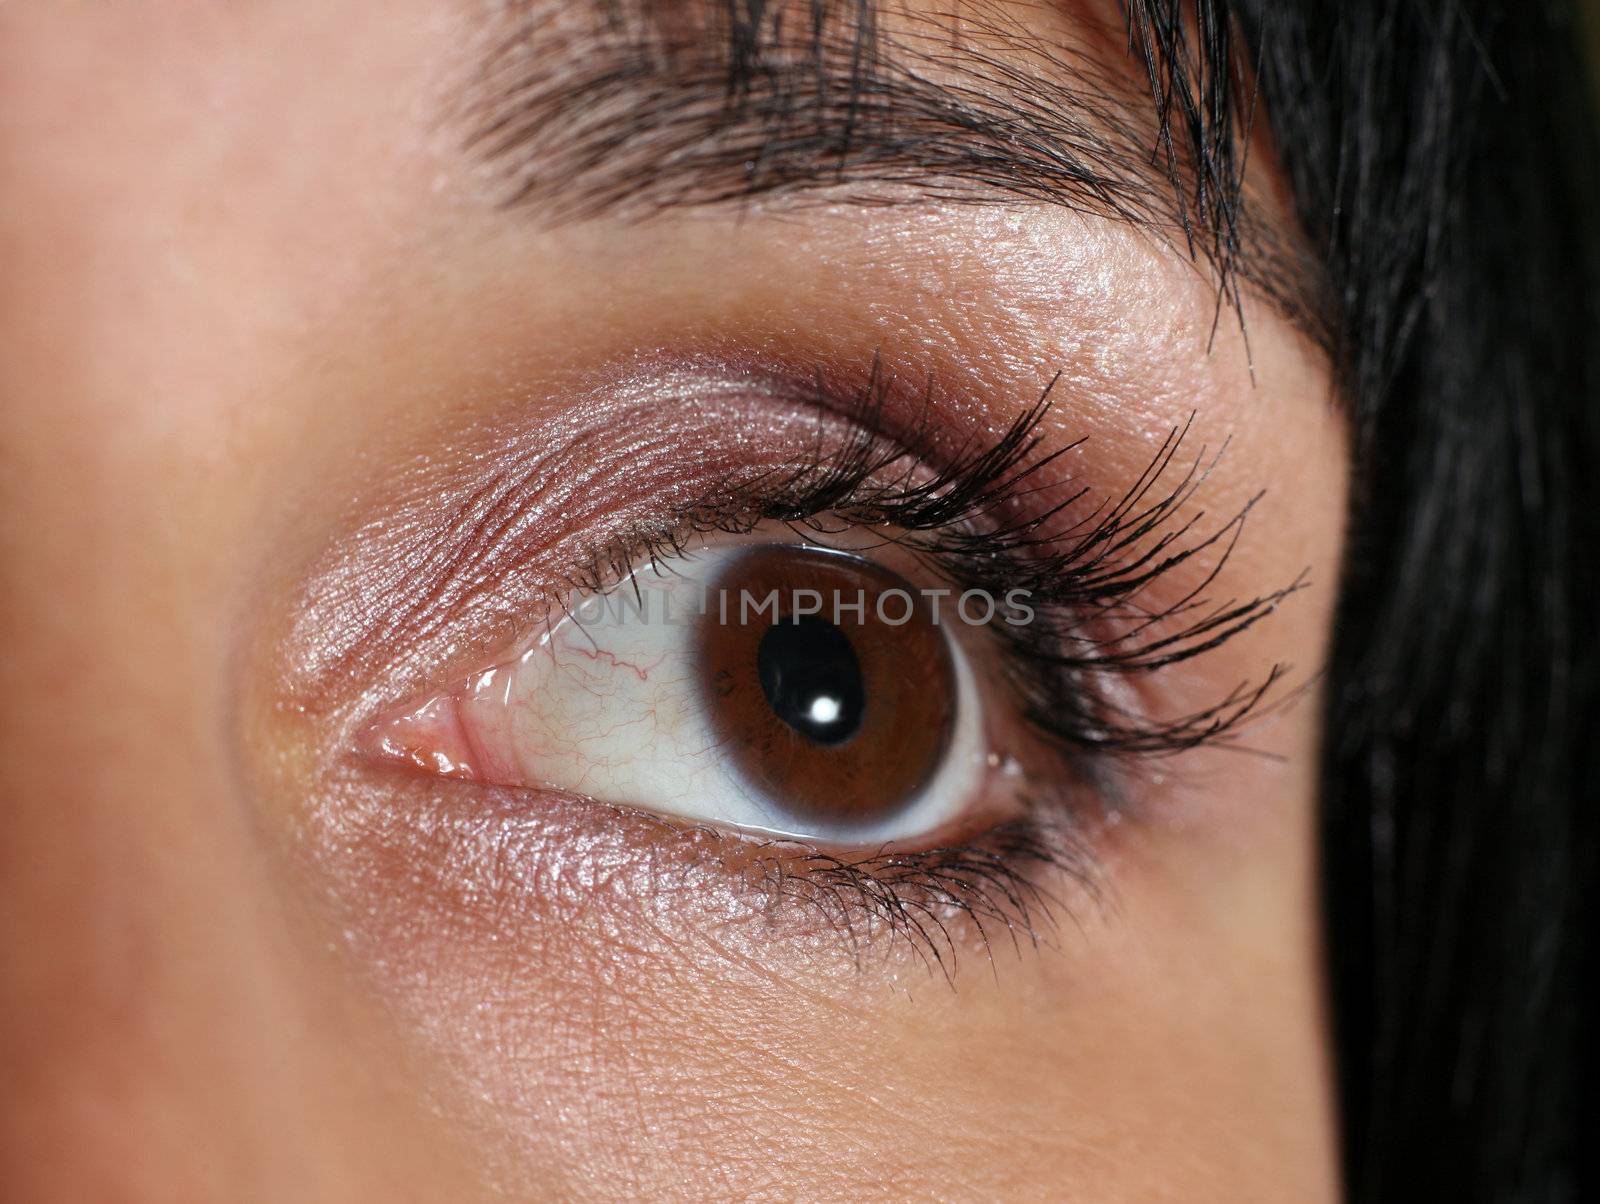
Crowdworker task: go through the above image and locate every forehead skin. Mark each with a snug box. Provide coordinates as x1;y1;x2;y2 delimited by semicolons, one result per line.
0;3;1342;1202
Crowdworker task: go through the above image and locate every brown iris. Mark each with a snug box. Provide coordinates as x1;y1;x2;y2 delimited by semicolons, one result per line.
697;546;956;831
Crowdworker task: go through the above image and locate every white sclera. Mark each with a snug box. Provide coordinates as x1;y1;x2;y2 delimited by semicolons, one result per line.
460;544;988;843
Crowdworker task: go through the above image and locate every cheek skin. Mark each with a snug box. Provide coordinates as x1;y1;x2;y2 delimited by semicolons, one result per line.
272;737;1331;1201
243;207;1344;1200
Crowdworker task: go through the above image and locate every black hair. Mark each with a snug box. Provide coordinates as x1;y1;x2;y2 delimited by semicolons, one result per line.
1071;4;1598;1192
1224;2;1599;1200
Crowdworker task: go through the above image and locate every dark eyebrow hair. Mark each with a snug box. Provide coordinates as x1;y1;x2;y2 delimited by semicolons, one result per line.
459;0;1328;345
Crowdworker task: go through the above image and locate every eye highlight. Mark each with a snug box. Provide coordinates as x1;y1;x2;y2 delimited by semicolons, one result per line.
364;537;1002;845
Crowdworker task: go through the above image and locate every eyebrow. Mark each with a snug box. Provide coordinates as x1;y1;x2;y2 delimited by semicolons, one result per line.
458;0;1328;344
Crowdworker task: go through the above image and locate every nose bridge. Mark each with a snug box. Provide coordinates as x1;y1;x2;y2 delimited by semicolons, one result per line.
0;28;308;1204
0;228;309;1204
0;8;490;1194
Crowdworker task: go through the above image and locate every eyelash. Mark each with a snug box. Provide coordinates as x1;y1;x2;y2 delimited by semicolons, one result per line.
738;817;1095;980
459;358;1304;972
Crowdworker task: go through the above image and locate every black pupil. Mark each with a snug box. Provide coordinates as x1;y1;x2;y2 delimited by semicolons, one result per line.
756;616;865;747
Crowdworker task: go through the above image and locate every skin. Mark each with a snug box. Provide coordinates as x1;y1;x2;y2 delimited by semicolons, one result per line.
0;2;1346;1201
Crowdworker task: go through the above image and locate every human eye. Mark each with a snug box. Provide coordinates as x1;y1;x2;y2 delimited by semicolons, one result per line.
346;368;1299;964
365;538;995;845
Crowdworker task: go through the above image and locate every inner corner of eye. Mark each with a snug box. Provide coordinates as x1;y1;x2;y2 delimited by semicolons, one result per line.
357;536;1017;847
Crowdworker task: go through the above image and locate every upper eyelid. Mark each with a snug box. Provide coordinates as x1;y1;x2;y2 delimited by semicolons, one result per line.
277;362;1037;712
270;337;1291;739
274;373;909;706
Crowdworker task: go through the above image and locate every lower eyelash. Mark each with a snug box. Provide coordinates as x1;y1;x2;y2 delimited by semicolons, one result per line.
748;816;1100;980
612;808;1101;980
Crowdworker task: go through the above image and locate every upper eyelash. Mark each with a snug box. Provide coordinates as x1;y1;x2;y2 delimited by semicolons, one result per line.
560;356;1306;763
379;358;1304;978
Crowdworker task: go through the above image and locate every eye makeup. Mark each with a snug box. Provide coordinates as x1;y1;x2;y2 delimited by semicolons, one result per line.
277;350;1304;974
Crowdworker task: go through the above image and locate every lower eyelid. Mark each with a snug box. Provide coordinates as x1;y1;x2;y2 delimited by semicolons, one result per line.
328;759;1102;980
